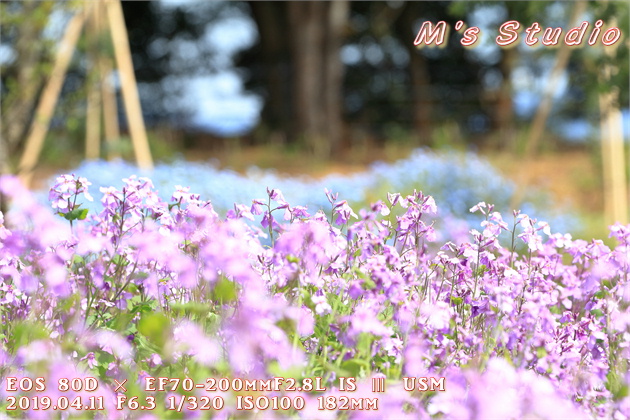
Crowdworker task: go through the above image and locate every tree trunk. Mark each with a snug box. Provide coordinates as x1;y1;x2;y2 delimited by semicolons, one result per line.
409;50;433;146
287;1;347;157
394;2;433;146
288;2;326;155
599;14;628;225
494;47;516;151
247;2;348;156
599;83;629;225
248;2;293;144
322;1;349;155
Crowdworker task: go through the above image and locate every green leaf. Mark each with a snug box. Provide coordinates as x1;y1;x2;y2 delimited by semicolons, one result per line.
340;359;365;377
450;296;463;306
474;264;488;277
127;284;140;295
111;254;129;267
549;306;562;315
60;294;81;313
76;208;89;220
138;313;170;350
171;302;216;318
362;278;376;290
62;207;89;221
8;321;49;353
614;384;629;400
267;361;304;380
213;277;238;303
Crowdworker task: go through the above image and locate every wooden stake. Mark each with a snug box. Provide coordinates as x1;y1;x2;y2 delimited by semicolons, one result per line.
85;4;102;160
18;10;87;187
105;0;153;169
99;31;121;161
97;0;121;160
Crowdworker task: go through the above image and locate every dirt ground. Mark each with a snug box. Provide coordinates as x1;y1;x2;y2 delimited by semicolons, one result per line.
485;150;603;214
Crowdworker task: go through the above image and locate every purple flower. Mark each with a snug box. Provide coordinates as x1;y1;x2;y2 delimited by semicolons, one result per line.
227;203;255;221
80;352;97;369
172;185;198;203
49;174;93;213
609;222;630;242
371;200;390;216
333;200;358;225
251;199;265;215
267;187;289;208
1;171;626;418
324;188;339;204
293;305;315;336
469;201;488;215
171;321;221;367
344;304;392;338
311;293;332;315
92;330;133;363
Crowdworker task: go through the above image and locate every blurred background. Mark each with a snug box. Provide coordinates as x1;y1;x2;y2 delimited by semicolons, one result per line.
1;0;629;241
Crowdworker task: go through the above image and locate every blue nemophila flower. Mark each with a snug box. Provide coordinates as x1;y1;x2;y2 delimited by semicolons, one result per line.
43;148;576;236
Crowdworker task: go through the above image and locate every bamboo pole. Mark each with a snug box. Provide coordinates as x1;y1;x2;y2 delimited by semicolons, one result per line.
85;4;102;160
105;0;153;169
18;10;87;187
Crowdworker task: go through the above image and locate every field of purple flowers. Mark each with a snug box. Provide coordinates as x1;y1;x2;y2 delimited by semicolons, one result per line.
0;171;628;419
